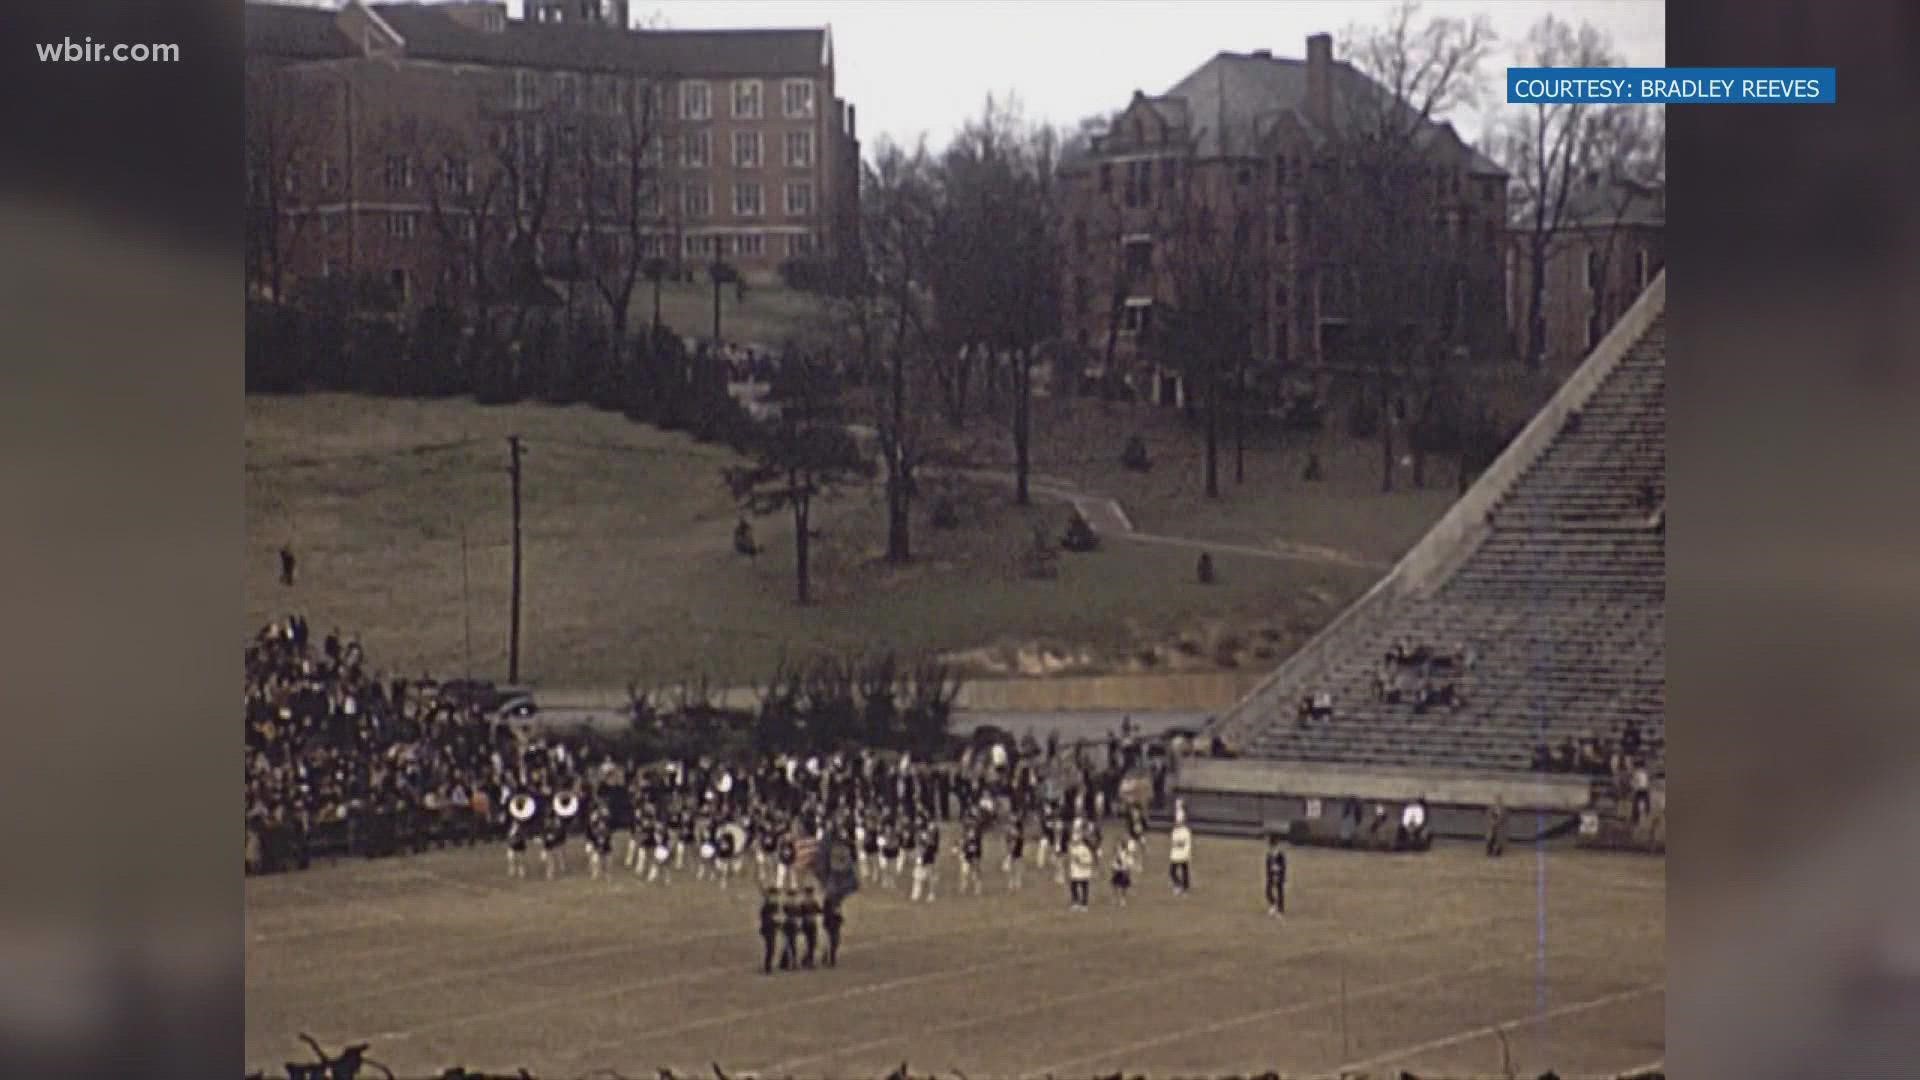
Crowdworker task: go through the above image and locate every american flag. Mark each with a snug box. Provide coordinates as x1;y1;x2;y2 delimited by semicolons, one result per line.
792;833;821;874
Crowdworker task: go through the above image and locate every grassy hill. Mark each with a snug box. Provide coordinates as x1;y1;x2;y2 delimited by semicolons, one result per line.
246;391;1477;690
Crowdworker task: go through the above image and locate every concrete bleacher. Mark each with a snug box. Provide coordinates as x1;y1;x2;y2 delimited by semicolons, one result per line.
1203;273;1666;791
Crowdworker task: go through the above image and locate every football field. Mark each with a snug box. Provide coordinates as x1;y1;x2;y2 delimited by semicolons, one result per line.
246;836;1663;1077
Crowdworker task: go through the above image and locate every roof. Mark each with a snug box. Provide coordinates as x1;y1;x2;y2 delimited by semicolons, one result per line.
245;3;352;60
1561;176;1664;229
1160;50;1506;177
245;2;830;77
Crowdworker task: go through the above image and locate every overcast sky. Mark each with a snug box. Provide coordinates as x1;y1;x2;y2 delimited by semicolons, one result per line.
355;1;1666;150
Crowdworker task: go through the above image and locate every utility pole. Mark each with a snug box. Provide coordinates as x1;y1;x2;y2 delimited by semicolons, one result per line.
507;434;524;684
460;517;474;683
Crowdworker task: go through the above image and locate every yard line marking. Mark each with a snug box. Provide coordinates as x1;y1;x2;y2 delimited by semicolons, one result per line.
360;907;1069;1045
1032;951;1533;1076
1334;981;1667;1073
547;916;1245;1071
1616;1056;1665;1075
756;912;1518;1075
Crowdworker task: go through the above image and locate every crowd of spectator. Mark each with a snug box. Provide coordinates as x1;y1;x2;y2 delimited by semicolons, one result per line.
1531;719;1658;821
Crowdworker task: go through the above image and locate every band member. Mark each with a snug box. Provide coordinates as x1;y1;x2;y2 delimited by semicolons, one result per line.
893;818;914;881
911;821;940;903
1127;802;1148;863
648;824;673;885
1264;833;1288;918
586;809;614;881
855;818;871;882
1037;810;1056;873
1067;827;1095;911
506;815;530;879
716;823;740;888
799;886;821;969
624;808;647;871
779;889;802;971
757;817;778;885
541;808;568;881
677;810;697;871
1486;797;1507;858
758;888;781;974
959;825;984;896
822;895;843;968
1168;813;1193;896
1004;816;1026;891
776;832;797;890
877;822;900;889
697;821;719;882
1110;837;1137;907
1052;812;1071;886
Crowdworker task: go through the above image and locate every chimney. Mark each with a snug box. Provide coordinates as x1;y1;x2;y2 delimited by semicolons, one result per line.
1305;32;1333;128
1251;48;1272;59
441;2;509;32
846;102;857;138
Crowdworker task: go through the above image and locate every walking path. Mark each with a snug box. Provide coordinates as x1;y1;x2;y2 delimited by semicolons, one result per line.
937;467;1390;571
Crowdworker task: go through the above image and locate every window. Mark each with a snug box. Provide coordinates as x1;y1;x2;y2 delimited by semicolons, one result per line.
735;232;764;257
282;160;299;195
782;79;815;118
1121;300;1153;335
733;130;761;168
637;180;660;214
732;80;762;119
1275;282;1289;310
556;73;579;110
1072;218;1087;253
1585;249;1602;294
1233;212;1251;249
1274;154;1289;188
1099;163;1112;194
1236;164;1252;187
682;130;710;168
320;158;340;191
680;81;710;120
1273;205;1288;243
1635;249;1649;290
385;155;413;191
784;181;813;216
734;182;763;216
784;129;814;168
1072;275;1088;315
442;156;471;194
1124;159;1153;208
1124;239;1152;279
389;268;408;303
387;212;417;239
1162;157;1178;186
684;233;718;259
788;232;815;257
513;70;538;110
684;184;711;218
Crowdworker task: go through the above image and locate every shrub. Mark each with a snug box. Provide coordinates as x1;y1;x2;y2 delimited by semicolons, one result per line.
1061;510;1099;553
1121;434;1151;472
1196;552;1216;584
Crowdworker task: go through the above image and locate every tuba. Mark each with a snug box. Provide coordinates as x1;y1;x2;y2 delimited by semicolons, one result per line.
553;792;581;820
509;793;538;822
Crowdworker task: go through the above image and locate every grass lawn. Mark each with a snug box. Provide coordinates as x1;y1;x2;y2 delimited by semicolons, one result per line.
625;277;832;351
247;394;1381;689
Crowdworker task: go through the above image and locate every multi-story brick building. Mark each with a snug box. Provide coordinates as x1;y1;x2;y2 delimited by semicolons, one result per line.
1058;33;1507;405
244;0;859;312
1506;176;1664;370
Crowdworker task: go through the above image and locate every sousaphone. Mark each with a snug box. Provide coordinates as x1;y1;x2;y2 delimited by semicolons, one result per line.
553;792;581;820
509;793;538;822
717;822;748;857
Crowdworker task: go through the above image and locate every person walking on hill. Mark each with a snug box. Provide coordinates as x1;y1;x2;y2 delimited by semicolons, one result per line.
1264;833;1288;919
1486;797;1507;858
278;545;296;587
1067;827;1095;911
1168;804;1193;896
758;888;781;974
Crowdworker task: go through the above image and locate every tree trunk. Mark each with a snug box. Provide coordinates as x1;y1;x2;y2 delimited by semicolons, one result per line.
1233;358;1246;484
711;278;722;343
651;276;662;336
1014;347;1032;506
886;346;911;561
1379;374;1396;494
1204;363;1221;499
793;481;811;606
1525;237;1549;370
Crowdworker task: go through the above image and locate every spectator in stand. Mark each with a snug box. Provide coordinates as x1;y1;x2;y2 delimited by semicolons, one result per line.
1532;741;1553;772
1631;760;1653;823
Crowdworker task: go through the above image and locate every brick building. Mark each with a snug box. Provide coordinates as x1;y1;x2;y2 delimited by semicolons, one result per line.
1058;34;1507;405
244;0;860;312
1506;176;1664;370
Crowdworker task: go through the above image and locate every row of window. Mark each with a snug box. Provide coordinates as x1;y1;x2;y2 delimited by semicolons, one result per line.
681;181;813;217
680;129;814;169
1097;154;1504;204
508;73;816;122
677;78;815;122
360;216;817;259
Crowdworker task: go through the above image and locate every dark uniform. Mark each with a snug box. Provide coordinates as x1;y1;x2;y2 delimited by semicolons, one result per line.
1264;842;1287;916
506;819;529;853
822;897;843;967
779;891;801;970
758;890;780;973
799;889;821;968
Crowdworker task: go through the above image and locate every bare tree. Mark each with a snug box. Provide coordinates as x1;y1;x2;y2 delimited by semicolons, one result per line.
931;95;1064;506
1498;16;1620;370
1310;0;1498;492
845;137;940;562
245;63;326;305
1583;104;1666;330
1154;168;1263;498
